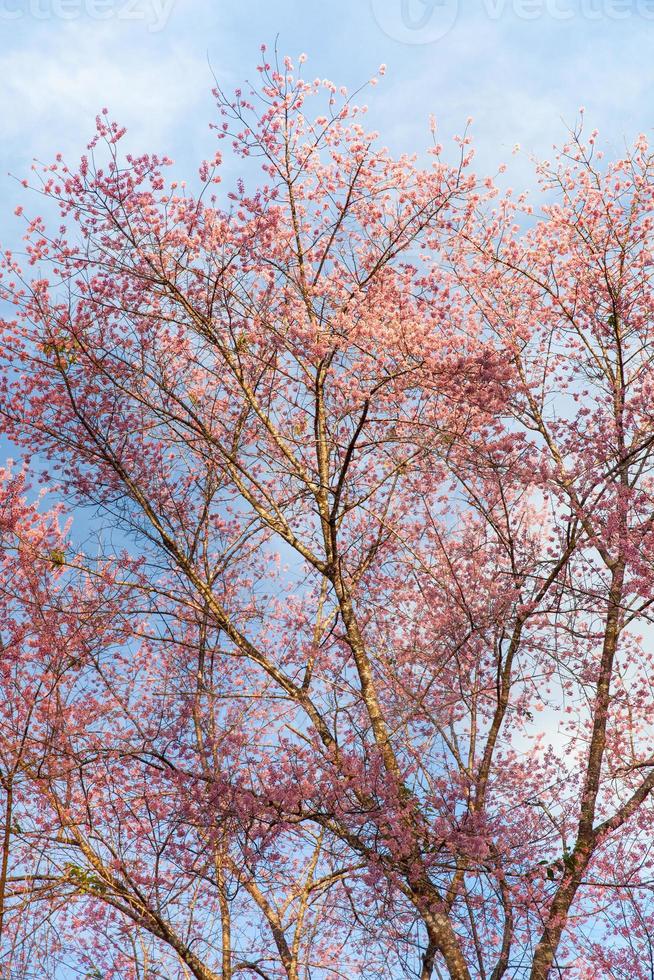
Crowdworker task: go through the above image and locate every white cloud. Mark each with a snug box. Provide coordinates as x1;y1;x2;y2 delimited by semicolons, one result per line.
0;17;213;172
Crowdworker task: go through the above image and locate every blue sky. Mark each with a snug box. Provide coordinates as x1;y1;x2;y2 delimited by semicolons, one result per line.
0;0;653;223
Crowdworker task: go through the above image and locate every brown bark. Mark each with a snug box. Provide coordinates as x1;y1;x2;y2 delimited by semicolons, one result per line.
529;561;625;979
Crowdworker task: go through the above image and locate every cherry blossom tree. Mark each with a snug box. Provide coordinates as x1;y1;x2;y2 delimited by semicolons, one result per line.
1;49;654;980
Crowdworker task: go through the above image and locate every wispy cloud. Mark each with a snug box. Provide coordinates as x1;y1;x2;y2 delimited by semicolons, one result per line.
0;17;212;172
